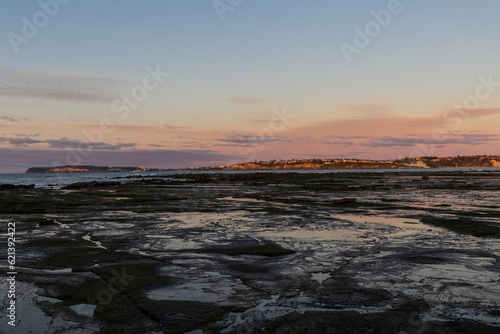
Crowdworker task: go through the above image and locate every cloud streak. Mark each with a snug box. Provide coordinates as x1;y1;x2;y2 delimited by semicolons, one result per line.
294;106;500;138
0;115;26;122
0;136;43;146
321;140;356;146
0;136;137;151
164;124;191;130
360;133;499;148
445;107;500;119
0;148;241;172
215;133;291;146
0;68;130;104
46;139;137;151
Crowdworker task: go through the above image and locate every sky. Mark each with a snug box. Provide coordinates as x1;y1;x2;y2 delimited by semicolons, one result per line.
1;0;500;173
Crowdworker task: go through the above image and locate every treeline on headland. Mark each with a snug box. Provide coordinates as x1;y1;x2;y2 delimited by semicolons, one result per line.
25;155;500;173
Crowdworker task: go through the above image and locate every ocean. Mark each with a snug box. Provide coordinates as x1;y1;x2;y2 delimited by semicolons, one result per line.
1;167;500;187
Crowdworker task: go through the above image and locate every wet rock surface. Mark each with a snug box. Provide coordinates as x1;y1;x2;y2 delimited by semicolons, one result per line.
1;171;500;333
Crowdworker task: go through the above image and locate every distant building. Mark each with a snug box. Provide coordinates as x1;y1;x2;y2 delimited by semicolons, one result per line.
406;161;429;168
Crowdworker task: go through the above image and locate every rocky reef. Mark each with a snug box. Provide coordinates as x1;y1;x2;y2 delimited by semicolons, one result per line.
1;171;500;333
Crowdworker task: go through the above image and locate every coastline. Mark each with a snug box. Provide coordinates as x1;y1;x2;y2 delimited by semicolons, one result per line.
1;171;499;333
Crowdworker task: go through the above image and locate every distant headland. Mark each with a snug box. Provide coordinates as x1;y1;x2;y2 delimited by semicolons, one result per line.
25;165;168;174
214;155;500;171
25;155;500;173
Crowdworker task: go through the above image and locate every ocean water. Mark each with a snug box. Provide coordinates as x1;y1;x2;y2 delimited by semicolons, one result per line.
0;171;170;187
0;167;499;187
